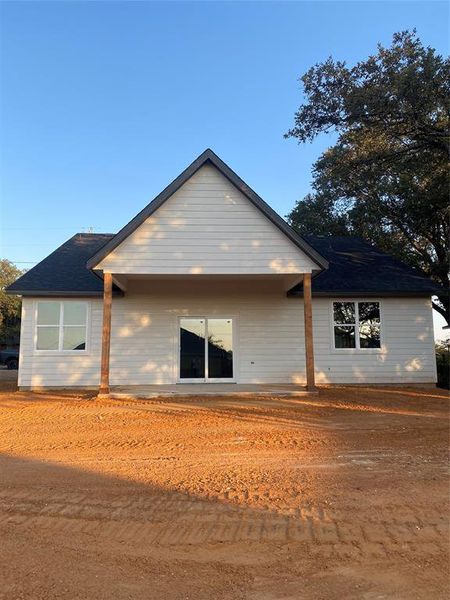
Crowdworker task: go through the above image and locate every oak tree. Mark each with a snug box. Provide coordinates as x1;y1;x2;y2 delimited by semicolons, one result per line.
286;31;449;323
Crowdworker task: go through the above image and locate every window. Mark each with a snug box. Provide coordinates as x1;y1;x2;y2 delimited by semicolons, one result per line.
36;301;88;351
332;301;381;349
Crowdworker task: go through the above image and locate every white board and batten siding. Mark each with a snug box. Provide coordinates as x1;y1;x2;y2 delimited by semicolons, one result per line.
19;287;436;388
95;164;318;275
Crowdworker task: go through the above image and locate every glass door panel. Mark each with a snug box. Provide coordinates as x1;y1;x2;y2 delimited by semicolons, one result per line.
180;318;206;380
207;319;233;379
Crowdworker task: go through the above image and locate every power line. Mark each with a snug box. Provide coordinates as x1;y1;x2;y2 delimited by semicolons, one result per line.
0;226;101;231
1;227;76;230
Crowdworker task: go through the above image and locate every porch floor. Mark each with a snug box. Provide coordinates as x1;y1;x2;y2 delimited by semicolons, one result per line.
109;383;312;398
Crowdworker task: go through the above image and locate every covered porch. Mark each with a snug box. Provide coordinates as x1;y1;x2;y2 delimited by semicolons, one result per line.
98;272;317;396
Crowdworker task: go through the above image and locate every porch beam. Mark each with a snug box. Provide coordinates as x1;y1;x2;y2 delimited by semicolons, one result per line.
99;272;113;396
303;273;316;391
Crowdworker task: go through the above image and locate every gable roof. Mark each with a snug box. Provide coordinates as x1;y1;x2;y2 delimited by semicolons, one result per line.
6;233;441;297
289;236;443;297
6;234;121;297
86;149;328;271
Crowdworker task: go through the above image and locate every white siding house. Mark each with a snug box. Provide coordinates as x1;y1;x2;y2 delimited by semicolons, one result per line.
8;149;439;392
18;291;436;389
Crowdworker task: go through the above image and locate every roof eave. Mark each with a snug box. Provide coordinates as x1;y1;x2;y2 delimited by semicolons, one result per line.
287;289;439;298
5;289;124;297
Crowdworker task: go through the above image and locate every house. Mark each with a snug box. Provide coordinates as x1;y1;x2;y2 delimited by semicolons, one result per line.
7;149;441;393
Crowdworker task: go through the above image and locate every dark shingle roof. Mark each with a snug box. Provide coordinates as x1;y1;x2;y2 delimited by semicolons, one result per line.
6;233;441;297
289;235;443;297
6;234;118;296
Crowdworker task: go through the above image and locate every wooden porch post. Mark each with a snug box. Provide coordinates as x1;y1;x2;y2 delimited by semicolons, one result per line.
303;272;316;391
99;272;112;396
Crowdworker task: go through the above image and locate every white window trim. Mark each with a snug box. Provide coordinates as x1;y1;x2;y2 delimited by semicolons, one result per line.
330;299;383;353
34;300;91;355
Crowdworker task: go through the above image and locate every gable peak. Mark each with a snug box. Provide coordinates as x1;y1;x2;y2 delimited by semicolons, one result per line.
86;149;328;270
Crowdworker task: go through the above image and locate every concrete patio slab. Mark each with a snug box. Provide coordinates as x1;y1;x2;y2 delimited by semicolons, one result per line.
109;383;313;398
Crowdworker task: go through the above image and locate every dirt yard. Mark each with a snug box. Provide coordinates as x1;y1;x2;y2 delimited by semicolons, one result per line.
0;378;448;600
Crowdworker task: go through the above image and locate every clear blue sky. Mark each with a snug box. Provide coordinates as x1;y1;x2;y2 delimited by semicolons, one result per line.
1;0;448;265
0;2;448;334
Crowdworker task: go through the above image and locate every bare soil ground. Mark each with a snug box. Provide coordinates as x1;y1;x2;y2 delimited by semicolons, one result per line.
0;376;448;599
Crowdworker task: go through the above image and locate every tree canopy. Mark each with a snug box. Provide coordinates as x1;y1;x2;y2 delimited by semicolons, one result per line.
0;259;24;345
286;31;449;324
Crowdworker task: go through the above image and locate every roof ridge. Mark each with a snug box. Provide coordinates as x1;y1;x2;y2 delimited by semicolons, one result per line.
73;232;116;236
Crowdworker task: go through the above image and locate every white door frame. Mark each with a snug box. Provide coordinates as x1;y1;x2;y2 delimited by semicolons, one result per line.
177;316;236;383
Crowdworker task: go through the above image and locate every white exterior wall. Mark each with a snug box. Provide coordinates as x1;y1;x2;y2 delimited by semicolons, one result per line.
19;297;104;388
96;164;318;275
314;297;437;384
19;287;436;388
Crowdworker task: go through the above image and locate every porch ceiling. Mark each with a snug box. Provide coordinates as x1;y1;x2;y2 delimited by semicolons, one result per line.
112;273;305;294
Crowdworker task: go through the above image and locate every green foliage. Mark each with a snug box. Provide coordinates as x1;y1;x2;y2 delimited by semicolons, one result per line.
0;259;25;345
286;30;449;324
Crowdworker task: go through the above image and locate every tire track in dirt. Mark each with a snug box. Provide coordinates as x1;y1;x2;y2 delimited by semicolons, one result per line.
1;489;447;559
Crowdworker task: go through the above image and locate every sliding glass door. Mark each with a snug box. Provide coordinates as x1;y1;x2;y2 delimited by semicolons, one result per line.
179;318;233;382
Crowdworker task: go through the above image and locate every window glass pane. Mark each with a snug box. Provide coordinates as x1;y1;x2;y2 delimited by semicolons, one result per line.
208;319;233;379
359;303;381;348
359;324;381;348
180;319;205;379
37;327;59;350
333;302;355;324
358;302;380;322
63;326;86;350
37;301;60;325
334;325;356;348
63;302;87;325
